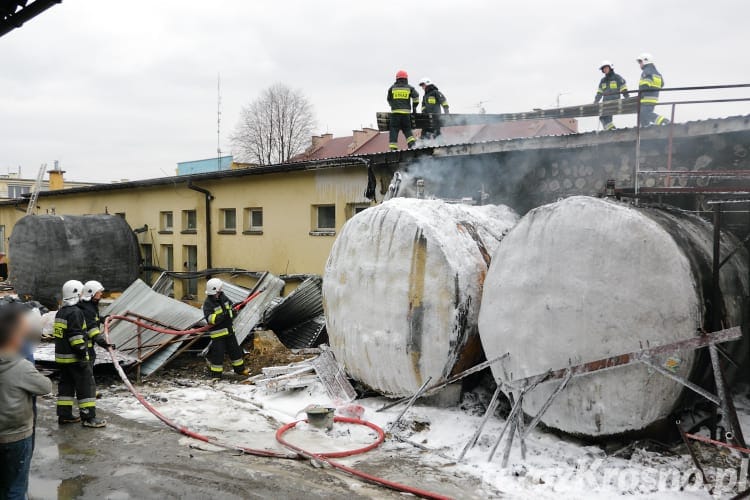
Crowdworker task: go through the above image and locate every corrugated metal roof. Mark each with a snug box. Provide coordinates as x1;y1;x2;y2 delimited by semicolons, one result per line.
102;279;205;376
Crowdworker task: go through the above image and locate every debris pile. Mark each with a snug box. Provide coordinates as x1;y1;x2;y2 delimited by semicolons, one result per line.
252;345;356;402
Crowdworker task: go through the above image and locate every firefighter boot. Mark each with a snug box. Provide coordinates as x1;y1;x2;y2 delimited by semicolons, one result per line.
81;408;107;428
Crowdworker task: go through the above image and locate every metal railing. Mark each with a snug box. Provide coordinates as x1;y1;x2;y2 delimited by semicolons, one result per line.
632;83;750;197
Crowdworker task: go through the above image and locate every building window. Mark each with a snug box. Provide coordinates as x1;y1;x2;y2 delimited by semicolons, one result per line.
141;243;153;284
346;203;370;219
159;211;174;233
161;244;174;271
7;184;30;199
182;210;197;233
243;207;263;234
311;205;335;235
219;208;236;233
183;245;198;296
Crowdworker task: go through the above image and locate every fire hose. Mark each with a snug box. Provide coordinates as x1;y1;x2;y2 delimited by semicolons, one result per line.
103;314;452;499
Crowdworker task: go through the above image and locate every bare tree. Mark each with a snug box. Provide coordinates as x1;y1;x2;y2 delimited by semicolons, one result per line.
231;83;316;165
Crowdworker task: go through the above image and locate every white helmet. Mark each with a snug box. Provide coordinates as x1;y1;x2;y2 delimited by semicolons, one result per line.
637;53;654;64
599;60;613;70
82;280;104;302
418;77;432;86
206;278;223;296
62;280;84;306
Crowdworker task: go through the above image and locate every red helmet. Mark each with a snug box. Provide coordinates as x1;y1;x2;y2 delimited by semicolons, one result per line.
396;70;408;79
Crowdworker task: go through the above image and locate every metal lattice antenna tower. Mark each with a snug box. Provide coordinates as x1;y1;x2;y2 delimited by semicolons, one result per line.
217;72;222;169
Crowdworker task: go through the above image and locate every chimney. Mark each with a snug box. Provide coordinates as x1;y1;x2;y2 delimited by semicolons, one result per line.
310;133;333;151
47;160;65;191
349;128;378;153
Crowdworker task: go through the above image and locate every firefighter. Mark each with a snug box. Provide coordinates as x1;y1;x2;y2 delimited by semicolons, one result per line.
78;280;111;370
637;53;670;127
203;278;248;378
54;280;105;428
418;77;450;139
594;60;628;130
387;70;419;150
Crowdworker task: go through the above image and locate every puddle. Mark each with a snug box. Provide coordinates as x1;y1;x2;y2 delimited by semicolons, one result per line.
29;474;95;500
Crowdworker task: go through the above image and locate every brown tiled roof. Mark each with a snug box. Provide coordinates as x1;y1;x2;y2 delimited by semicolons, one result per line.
294;119;578;161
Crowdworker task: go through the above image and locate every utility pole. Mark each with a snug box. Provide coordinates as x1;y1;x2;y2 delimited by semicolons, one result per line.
217;72;222;170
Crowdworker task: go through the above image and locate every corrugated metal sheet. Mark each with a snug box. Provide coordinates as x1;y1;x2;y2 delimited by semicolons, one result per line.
276;315;327;350
151;272;284;346
264;276;327;349
102;279;205;376
233;273;285;344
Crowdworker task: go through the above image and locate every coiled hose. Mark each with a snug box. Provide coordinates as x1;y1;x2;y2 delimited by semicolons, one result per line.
103;314;452;499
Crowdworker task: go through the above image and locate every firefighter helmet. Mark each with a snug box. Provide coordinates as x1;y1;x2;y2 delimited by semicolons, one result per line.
636;53;654;64
62;280;84;305
82;280;104;301
599;60;613;70
418;77;432;86
206;278;223;296
396;70;408;79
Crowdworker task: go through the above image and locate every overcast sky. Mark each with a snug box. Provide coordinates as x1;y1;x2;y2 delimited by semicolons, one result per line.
1;0;749;182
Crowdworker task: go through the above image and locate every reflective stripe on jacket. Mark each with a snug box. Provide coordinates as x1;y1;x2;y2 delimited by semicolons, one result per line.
202;293;235;339
421;85;449;114
387;80;419;114
54;305;88;363
594;72;628;103
638;63;663;104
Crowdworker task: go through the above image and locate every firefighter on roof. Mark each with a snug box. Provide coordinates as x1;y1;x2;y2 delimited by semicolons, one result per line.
387;70;419;150
419;77;449;139
637;53;670;127
593;60;628;130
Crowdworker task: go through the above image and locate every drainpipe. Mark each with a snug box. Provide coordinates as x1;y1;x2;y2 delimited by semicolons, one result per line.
187;180;213;269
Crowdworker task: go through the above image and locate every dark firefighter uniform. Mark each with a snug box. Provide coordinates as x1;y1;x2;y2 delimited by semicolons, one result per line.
54;305;97;422
387;80;419;150
78;300;108;366
639;63;669;126
594;72;628;130
420;85;449;139
203;292;246;378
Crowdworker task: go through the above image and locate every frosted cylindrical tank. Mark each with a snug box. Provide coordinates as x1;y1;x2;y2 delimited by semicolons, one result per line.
323;198;518;397
478;196;748;437
9;215;141;308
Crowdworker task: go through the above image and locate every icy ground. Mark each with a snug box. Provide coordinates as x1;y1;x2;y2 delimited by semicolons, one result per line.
97;376;750;499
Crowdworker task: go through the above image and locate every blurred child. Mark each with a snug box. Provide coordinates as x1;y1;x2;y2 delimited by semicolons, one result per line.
0;301;52;499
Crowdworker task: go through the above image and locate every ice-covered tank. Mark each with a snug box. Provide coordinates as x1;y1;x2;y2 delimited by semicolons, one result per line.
323;198;518;397
478;196;748;437
9;215;141;308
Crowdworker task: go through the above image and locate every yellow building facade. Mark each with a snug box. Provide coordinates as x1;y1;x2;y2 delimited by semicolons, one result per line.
0;163;373;295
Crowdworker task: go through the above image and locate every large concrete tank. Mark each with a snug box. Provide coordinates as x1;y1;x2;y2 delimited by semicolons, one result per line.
478;196;748;437
9;215;141;308
323;198;518;397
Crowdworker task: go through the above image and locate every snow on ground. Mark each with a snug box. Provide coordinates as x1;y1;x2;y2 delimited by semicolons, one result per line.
99;377;750;499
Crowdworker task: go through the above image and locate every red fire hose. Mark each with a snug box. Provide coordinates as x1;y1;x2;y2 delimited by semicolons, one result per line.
276;418;452;500
103;314;452;499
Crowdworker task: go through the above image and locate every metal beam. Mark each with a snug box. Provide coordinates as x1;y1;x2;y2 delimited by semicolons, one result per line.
506;327;741;390
0;0;62;37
